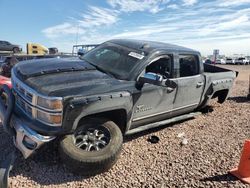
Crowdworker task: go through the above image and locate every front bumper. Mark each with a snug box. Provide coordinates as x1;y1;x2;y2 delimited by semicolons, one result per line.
0;85;55;158
11;115;55;158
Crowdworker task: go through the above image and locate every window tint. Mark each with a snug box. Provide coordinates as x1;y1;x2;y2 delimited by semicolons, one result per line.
82;44;146;79
179;54;199;77
146;56;171;79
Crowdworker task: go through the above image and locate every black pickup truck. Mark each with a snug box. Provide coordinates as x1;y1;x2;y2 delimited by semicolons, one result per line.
0;39;237;176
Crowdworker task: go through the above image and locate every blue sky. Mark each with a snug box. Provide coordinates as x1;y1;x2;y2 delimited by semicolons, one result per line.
0;0;250;55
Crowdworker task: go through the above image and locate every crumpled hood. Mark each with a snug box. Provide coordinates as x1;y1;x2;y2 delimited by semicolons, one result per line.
13;58;126;97
14;58;95;80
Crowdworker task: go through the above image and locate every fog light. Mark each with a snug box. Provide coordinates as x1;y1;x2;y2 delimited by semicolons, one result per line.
22;136;37;150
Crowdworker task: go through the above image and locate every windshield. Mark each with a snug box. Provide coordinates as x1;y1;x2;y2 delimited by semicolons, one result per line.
81;43;146;80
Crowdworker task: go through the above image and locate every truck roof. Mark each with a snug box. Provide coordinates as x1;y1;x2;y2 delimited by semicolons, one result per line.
108;39;199;54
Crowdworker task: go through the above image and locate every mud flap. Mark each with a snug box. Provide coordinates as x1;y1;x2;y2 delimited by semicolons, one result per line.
0;149;17;188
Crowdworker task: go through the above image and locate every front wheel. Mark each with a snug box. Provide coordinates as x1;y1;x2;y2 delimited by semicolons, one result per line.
59;118;123;176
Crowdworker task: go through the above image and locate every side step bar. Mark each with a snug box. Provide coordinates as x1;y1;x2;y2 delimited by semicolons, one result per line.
126;112;201;135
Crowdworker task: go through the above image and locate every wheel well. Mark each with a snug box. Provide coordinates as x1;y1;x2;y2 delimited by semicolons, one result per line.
212;89;229;103
77;109;127;134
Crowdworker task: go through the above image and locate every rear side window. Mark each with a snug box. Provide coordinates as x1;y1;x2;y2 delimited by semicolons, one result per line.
179;54;199;77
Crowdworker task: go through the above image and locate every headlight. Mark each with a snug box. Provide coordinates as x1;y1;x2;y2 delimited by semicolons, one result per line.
37;96;62;111
37;110;62;126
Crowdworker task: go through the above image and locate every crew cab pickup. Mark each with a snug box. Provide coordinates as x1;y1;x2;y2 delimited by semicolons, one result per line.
0;39;237;176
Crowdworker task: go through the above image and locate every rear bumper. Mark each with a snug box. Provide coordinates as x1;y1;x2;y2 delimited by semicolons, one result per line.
0;85;55;158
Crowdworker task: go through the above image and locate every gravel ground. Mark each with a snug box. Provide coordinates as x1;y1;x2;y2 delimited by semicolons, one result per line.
0;65;249;188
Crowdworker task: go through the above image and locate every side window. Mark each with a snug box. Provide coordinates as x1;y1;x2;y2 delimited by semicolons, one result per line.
145;56;171;79
179;54;199;77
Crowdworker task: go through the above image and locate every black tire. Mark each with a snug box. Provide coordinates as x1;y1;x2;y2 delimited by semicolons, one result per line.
13;47;19;53
59;118;123;176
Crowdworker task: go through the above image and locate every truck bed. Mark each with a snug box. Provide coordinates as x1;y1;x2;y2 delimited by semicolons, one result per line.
201;63;238;105
204;63;239;76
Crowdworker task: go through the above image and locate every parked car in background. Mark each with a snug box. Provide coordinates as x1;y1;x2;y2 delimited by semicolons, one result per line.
234;57;249;65
243;58;249;65
226;58;233;64
220;59;226;64
204;59;212;64
48;47;58;55
215;59;221;64
0;75;11;88
0;54;74;78
0;40;22;53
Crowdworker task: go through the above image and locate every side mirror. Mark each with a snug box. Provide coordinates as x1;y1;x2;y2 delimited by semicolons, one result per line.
138;72;163;86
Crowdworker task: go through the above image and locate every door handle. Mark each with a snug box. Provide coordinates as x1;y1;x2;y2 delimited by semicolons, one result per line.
166;87;175;93
196;82;204;88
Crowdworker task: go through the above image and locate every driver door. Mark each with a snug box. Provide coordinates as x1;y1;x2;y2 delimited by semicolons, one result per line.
131;55;177;128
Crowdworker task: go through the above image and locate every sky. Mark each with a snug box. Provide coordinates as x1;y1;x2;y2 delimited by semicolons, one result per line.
0;0;250;56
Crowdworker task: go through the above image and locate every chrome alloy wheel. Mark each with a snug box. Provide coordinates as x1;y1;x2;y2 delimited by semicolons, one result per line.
73;126;110;151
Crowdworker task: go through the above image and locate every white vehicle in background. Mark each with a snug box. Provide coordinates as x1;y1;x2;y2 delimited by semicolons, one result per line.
220;59;226;64
215;59;221;64
225;58;233;64
234;57;249;65
243;58;249;65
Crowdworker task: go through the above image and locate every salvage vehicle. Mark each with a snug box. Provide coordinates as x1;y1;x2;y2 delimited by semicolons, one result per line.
0;41;22;53
0;76;11;88
0;39;238;178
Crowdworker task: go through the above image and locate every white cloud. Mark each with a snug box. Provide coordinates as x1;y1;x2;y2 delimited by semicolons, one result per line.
219;0;250;7
113;25;176;38
167;4;179;9
42;0;250;55
42;6;118;39
42;23;86;38
79;6;118;27
107;0;170;13
198;15;249;36
182;0;197;6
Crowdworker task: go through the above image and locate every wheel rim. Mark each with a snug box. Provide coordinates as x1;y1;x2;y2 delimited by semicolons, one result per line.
73;126;110;151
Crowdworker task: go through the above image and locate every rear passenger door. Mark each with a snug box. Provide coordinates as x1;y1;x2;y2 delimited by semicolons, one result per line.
173;54;204;114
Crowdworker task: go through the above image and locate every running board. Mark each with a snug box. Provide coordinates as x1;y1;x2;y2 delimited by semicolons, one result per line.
126;112;201;135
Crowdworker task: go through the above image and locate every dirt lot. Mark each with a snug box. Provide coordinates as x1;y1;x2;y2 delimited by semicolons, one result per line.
0;65;249;188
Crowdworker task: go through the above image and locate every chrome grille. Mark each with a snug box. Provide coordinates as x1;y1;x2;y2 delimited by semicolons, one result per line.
16;94;33;117
15;82;33;103
11;71;63;126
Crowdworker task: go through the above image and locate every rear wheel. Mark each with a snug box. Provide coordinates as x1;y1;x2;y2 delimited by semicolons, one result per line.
59;118;123;175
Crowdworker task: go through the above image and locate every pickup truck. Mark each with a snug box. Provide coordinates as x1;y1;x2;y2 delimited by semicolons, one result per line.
0;39;238;176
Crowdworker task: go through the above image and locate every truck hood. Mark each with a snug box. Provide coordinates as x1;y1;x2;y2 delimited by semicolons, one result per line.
13;58;129;97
